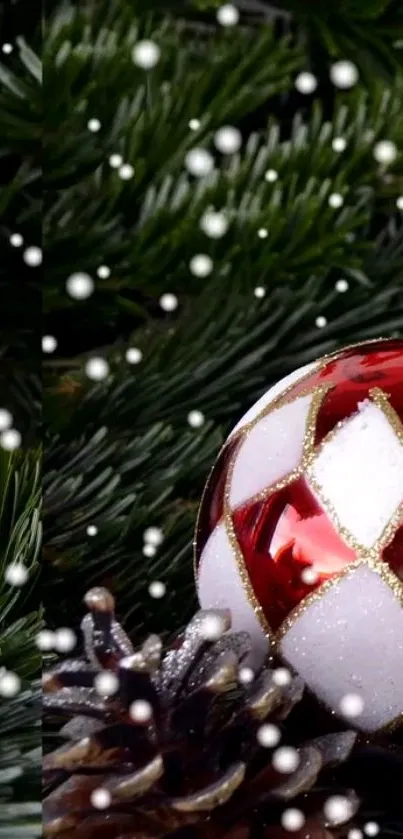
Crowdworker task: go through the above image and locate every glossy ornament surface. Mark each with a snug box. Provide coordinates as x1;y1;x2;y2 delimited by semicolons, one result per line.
195;340;403;732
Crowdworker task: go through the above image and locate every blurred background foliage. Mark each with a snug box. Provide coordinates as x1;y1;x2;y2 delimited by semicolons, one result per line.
1;0;403;828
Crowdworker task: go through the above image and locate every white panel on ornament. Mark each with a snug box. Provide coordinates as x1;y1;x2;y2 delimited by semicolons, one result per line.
197;522;269;666
229;393;314;510
309;400;403;549
280;565;403;732
230;360;320;437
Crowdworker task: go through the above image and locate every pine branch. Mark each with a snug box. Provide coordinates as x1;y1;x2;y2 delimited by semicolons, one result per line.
0;451;42;837
39;3;403;351
44;246;403;638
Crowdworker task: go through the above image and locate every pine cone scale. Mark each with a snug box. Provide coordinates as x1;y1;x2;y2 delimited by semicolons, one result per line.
43;589;402;838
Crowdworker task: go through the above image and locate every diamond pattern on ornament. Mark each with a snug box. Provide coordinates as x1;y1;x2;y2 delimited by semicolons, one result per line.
307;395;403;552
230;360;320;437
228;393;315;510
279;563;403;732
197;520;269;664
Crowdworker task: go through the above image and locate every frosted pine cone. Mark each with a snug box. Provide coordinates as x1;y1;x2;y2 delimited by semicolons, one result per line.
43;588;401;839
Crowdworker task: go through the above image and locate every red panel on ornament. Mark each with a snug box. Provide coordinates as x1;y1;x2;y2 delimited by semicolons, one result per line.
196;341;403;632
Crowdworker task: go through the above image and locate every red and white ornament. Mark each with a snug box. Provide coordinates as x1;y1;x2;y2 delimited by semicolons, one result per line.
195;339;403;733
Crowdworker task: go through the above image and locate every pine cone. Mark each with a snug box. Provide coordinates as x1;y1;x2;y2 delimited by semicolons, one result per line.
43;588;402;839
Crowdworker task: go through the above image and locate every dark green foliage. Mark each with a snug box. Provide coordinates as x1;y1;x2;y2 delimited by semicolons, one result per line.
38;1;403;642
2;1;403;831
0;451;42;837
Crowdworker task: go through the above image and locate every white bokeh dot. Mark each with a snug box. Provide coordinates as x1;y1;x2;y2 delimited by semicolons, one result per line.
86;525;98;536
130;699;153;722
188;409;205;428
348;830;363;839
5;564;29;586
91;788;112;810
1;429;21;451
199;613;227;641
0;409;13;431
272;746;300;773
66;272;94;300
126;347;143;364
148;581;166;599
97;265;110;279
257;723;281;748
396;196;403;210
189;118;201;131
10;233;23;247
2;43;13;54
42;335;57;353
54;628;77;653
143;543;157;558
258;228;268;239
295;72;317;94
323;795;356;826
132;40;160;69
339;692;365;719
301;567;318;585
144;527;164;546
189;254;213;277
0;671;21;697
373;140;397;164
36;630;55;651
272;667;291;686
330;60;359;89
336;278;349;292
217;4;239;25
214;126;242;154
200;210;228;238
238;666;255;685
185;148;214;177
94;671;119;697
281;809;305;832
328;193;344;208
23;246;42;266
160;293;178;312
364;822;380;837
118;163;135;180
254;286;266;299
87;118;101;132
265;169;278;182
332;137;347;152
316;315;328;328
85;357;110;381
109;153;123;168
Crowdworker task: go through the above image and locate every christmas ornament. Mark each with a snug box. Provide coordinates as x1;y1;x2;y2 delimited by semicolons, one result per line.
195;339;403;734
43;588;370;839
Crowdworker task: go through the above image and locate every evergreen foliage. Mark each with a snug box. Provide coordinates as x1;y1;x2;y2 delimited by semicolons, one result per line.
1;0;403;832
0;451;42;837
39;1;403;639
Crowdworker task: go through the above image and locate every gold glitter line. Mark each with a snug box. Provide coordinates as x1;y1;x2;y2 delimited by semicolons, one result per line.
275;560;364;644
194;336;403;720
194;338;394;580
276;557;403;734
224;385;332;511
321;336;392;360
219;385;332;642
305;388;403;559
275;556;403;646
223;508;272;641
370;387;403;442
193;434;244;581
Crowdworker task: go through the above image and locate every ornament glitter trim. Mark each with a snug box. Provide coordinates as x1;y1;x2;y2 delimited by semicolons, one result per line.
221;386;331;642
204;382;403;648
194;337;393;580
195;338;403;733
